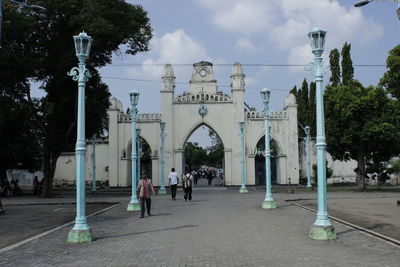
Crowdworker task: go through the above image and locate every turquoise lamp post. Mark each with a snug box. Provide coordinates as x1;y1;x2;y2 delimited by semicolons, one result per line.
92;134;96;193
127;90;140;211
67;31;93;243
298;122;312;188
136;128;142;183
261;88;276;209
158;121;167;194
239;121;248;193
305;126;312;188
305;27;336;240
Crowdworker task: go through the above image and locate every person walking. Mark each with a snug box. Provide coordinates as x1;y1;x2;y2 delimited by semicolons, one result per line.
33;176;39;195
137;171;155;218
183;170;194;201
168;168;179;200
192;170;198;185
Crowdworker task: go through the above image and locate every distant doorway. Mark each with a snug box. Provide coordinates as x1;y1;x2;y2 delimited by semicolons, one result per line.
254;136;278;185
183;124;224;187
127;137;152;186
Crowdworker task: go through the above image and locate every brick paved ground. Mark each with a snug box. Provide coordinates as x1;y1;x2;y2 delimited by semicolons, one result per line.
1;188;399;266
0;203;113;249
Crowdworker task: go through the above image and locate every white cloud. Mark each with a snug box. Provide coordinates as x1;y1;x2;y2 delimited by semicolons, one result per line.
235;38;257;52
126;29;212;80
197;0;384;67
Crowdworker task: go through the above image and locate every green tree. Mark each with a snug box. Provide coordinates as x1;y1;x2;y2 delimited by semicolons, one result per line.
341;42;354;85
325;81;400;191
329;48;341;86
308;82;316;137
0;0;152;196
0;95;41;183
290;79;316;137
380;44;400;100
184;142;207;170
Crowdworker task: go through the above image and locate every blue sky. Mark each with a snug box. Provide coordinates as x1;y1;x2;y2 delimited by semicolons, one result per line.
97;0;399;146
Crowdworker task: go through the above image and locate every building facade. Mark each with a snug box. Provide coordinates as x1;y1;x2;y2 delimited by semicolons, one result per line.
54;61;300;187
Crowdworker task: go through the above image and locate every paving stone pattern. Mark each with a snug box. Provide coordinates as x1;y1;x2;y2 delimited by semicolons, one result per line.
0;188;399;266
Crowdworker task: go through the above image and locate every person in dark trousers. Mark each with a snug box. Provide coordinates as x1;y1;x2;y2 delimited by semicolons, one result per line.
137;171;155;218
168;168;179;200
207;171;213;186
183;170;194;201
33;176;39;195
192;170;198;185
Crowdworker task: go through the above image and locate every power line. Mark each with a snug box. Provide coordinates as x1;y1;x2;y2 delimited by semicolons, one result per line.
106;63;385;67
102;76;289;91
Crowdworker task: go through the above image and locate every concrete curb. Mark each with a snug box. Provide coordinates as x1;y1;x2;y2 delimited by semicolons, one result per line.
287;200;400;247
0;203;120;254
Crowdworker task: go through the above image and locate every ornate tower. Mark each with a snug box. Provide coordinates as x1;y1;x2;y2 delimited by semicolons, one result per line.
161;64;175;173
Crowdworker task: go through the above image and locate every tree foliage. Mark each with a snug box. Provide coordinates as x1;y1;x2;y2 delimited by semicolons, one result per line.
341;42;354;85
325;80;400;191
0;0;152;196
380;44;400;100
329;48;341;86
290;79;316;137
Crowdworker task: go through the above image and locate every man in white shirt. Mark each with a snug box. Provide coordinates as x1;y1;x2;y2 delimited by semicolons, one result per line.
168;168;179;200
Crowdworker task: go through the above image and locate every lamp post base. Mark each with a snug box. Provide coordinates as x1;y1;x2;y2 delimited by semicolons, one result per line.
239;187;248;193
309;225;337;240
158;188;167;195
127;202;140;211
262;200;277;209
67;229;93;243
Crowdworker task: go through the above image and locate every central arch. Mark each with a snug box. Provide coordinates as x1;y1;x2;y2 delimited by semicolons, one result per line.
181;122;225;186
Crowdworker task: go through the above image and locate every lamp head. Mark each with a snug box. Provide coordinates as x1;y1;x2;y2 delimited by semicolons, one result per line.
260;88;271;104
239;120;245;131
73;31;92;61
129;90;139;106
305;126;310;135
354;0;373;7
160;121;166;132
308;27;326;54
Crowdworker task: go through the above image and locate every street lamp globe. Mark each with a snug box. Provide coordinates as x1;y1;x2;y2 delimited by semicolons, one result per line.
160;121;166;132
129;90;139;106
308;27;326;54
354;0;373;7
136;128;141;136
305;126;310;135
260;88;271;105
239;120;245;131
73;31;92;61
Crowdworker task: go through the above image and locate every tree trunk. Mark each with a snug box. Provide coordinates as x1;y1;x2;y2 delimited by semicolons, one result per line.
356;147;367;191
41;150;59;197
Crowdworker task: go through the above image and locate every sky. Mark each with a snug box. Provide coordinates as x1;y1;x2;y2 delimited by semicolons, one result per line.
94;0;399;146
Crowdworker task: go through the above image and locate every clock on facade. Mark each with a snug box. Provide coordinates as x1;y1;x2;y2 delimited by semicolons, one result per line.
199;68;207;77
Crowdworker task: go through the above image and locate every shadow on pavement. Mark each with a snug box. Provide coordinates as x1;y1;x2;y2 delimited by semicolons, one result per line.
96;224;198;240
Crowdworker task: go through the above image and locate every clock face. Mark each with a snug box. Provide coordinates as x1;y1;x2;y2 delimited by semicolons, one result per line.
199;68;207;77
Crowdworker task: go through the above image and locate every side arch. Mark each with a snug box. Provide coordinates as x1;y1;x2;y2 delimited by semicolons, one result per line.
252;131;283;155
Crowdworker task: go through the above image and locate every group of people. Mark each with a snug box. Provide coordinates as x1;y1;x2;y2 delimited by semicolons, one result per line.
136;167;217;219
168;168;194;201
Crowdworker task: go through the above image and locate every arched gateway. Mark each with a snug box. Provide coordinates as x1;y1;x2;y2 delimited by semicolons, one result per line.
54;61;299;187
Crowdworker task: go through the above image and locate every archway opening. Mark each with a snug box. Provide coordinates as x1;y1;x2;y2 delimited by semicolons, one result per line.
127;136;152;186
254;136;278;185
183;124;224;187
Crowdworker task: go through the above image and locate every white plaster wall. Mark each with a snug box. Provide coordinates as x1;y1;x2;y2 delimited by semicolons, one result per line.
53;142;109;185
299;140;357;184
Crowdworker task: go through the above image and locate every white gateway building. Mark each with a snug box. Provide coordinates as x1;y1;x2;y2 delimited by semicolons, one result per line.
54;61;300;187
